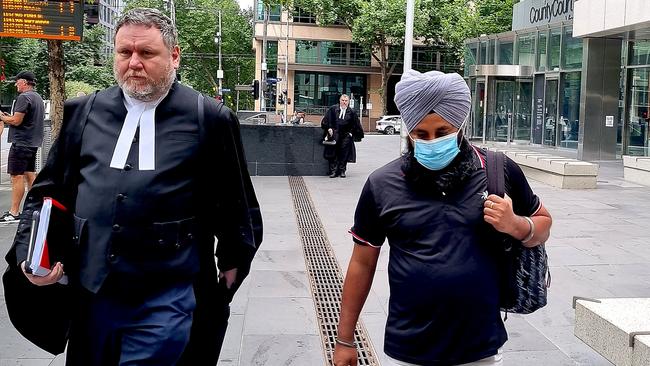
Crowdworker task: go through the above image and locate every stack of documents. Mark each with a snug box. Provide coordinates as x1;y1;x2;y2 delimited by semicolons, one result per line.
25;197;69;284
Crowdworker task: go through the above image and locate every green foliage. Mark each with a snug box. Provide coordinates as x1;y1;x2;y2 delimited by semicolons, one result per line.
437;0;514;60
293;0;361;29
0;23;113;99
65;80;98;99
123;0;256;108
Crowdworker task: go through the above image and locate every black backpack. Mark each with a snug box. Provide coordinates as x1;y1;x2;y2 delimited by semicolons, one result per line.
485;149;551;316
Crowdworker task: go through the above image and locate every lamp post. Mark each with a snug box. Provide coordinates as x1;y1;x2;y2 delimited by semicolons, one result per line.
283;6;289;124
400;0;415;155
215;10;223;97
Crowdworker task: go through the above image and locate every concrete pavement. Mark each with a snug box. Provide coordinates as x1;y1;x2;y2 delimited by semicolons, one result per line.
3;135;650;365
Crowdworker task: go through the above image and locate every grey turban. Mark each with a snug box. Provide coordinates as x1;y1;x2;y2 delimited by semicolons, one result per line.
394;69;471;133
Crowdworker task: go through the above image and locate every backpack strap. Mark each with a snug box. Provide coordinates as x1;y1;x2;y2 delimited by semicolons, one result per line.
485;149;506;198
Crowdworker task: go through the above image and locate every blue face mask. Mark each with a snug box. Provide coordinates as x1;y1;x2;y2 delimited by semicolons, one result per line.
411;132;460;171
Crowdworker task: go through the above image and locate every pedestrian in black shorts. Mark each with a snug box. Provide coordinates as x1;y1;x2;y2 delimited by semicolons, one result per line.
0;71;45;222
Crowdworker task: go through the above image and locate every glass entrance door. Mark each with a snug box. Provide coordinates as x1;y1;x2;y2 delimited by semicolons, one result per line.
513;81;533;142
544;78;559;146
493;80;515;142
626;67;650;156
474;80;486;139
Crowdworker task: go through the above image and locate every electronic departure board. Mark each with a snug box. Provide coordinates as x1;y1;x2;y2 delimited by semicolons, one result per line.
0;0;84;41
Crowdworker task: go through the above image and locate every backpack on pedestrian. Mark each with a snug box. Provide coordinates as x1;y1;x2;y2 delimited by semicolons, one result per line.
485;149;551;317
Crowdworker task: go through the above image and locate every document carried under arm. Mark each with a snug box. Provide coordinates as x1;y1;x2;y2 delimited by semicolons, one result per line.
24;197;70;284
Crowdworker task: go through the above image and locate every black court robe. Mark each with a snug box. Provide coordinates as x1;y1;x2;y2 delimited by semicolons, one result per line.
3;82;263;362
321;105;364;163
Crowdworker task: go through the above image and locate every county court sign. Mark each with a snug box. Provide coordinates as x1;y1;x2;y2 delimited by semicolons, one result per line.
512;0;574;32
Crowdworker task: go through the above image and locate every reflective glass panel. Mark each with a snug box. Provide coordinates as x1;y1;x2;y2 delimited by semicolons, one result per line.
465;44;478;75
321;42;346;65
498;39;514;65
559;72;581;148
488;39;496;65
480;41;488;65
350;44;370;66
514;81;533;141
544;79;559;146
626;67;650;156
548;28;561;70
629;41;650;66
517;34;535;67
537;32;548;72
562;27;583;70
295;40;318;64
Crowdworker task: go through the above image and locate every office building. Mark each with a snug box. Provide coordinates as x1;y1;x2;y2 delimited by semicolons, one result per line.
252;1;461;129
465;0;650;160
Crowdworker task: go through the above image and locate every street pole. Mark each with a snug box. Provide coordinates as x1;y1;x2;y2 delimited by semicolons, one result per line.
169;0;176;25
261;4;269;112
404;0;414;71
284;6;289;124
401;0;415;154
217;10;223;97
236;65;241;112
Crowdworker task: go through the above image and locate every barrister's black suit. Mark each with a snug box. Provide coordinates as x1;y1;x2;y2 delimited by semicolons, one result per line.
3;82;263;364
320;105;364;175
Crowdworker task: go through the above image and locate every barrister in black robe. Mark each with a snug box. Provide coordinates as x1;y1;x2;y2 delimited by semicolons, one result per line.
321;94;364;178
3;8;262;366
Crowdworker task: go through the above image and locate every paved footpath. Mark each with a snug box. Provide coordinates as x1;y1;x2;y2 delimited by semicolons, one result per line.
3;135;650;365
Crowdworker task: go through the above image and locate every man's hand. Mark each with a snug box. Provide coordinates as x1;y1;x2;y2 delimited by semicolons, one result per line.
333;344;357;366
21;261;64;286
483;193;520;234
219;268;238;289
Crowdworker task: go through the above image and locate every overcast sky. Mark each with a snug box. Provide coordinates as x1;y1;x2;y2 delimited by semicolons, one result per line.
237;0;254;10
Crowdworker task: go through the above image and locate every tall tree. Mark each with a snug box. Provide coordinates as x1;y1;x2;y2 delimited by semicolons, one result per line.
47;40;66;136
124;0;256;108
437;0;514;60
298;0;435;115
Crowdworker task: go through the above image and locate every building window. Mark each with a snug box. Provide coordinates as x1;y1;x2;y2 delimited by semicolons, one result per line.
497;38;513;65
629;40;650;66
257;0;281;21
296;40;318;64
293;7;316;23
295;41;369;66
559;72;581;148
266;41;278;71
626;67;650;155
413;47;437;72
465;43;478;75
537;31;548;72
479;40;488;65
548;28;561;70
562;27;582;70
517;33;535;67
293;71;367;114
349;44;370;66
320;41;346;65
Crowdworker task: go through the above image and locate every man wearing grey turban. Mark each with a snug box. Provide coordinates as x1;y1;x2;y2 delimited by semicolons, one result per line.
334;70;552;366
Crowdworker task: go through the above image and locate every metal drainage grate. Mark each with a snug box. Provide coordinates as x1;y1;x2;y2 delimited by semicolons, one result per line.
288;176;379;366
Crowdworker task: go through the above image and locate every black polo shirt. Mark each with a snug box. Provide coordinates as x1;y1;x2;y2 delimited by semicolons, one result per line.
9;90;44;147
350;149;540;365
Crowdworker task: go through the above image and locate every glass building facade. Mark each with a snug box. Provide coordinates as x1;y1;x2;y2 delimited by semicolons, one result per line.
466;18;650;157
622;40;650;156
293;72;367;116
465;21;583;149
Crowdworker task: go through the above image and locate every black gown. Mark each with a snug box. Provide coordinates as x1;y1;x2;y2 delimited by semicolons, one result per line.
3;82;263;365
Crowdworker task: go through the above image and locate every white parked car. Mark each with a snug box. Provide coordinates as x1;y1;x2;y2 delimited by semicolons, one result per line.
376;115;402;135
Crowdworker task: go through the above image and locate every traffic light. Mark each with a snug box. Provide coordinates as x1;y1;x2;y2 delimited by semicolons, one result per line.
253;80;260;99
